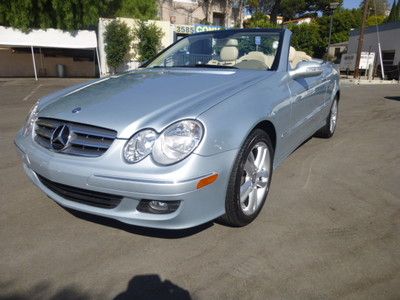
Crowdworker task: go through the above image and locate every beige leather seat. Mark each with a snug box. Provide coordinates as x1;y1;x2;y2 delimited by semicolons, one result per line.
289;46;312;69
219;39;239;66
237;51;275;69
208;39;239;66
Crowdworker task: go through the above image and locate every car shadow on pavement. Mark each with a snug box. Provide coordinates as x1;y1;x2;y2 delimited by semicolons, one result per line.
1;275;191;300
384;96;400;101
114;274;191;300
64;207;213;239
0;280;92;300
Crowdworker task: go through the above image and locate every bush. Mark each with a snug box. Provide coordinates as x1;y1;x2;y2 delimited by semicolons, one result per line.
104;19;133;74
133;20;164;62
288;22;323;57
243;12;277;28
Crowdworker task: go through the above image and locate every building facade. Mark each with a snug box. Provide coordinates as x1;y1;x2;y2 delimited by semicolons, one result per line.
328;41;348;63
159;0;244;28
347;22;400;79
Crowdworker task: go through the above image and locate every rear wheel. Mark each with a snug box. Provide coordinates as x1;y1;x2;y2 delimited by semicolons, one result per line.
221;129;273;227
315;98;338;138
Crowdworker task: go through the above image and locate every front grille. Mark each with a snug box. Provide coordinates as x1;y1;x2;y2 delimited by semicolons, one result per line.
38;174;123;209
34;118;117;157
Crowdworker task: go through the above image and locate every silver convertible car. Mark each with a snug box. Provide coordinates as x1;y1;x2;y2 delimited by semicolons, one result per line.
15;29;339;229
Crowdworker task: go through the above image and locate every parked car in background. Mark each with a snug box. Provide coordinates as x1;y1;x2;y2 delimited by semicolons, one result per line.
15;29;340;229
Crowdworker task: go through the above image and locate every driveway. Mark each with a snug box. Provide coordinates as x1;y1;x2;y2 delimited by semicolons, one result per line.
1;79;399;299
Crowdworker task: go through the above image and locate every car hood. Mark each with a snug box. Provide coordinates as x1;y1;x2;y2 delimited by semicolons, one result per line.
38;68;273;138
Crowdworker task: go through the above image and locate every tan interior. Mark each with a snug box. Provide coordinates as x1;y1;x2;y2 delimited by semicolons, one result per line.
289;46;312;69
237;51;275;69
208;40;312;70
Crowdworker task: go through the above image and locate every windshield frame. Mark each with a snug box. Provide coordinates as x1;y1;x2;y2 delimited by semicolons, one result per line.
141;28;285;71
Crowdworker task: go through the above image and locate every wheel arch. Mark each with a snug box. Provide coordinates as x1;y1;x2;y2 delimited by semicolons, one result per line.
253;120;277;151
336;90;340;102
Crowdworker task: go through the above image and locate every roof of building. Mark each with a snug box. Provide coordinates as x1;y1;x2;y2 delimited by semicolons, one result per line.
350;21;400;36
329;41;348;47
283;17;313;24
0;26;97;49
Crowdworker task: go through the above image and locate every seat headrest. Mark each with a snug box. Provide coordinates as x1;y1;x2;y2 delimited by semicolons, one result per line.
225;39;238;46
220;39;239;61
289;46;296;62
220;46;239;61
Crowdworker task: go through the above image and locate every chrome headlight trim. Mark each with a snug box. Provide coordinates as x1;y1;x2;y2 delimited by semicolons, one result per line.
123;120;204;165
152;119;204;165
22;102;39;137
123;129;158;163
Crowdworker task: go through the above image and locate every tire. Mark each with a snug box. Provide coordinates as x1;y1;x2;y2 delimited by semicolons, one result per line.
221;129;274;227
315;97;338;139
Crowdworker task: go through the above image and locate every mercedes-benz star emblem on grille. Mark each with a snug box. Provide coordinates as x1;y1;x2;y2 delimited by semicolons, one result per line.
50;125;71;151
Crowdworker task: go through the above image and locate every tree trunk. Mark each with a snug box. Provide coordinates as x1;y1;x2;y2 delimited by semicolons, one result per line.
225;0;231;28
207;0;213;24
238;0;244;28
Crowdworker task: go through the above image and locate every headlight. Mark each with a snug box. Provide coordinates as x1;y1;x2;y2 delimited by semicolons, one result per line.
123;129;158;163
152;120;203;165
22;102;39;136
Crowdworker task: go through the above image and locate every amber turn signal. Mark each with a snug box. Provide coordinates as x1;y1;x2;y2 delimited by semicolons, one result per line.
196;173;219;189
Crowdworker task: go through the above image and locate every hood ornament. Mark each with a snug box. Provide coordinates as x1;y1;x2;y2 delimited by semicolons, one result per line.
72;107;81;114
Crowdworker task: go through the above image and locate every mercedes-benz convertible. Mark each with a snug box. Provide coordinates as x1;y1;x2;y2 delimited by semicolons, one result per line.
15;28;339;229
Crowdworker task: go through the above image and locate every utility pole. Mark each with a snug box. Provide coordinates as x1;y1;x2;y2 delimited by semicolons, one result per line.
327;2;340;56
354;0;370;79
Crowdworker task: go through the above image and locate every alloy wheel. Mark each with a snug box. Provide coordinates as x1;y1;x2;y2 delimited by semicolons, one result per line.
239;142;271;216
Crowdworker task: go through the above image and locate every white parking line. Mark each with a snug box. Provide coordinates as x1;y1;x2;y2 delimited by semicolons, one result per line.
22;84;42;101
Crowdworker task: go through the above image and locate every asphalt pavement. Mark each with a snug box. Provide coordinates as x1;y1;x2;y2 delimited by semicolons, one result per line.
0;78;399;299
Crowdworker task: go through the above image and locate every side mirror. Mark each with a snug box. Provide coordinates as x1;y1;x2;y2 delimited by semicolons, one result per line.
289;61;323;79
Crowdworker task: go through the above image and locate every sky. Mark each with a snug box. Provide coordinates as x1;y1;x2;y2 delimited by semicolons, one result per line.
343;0;362;9
343;0;397;10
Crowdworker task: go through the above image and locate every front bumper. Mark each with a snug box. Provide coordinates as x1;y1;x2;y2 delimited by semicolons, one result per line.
15;130;238;229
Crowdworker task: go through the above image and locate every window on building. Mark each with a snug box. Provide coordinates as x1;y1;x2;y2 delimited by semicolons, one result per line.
381;50;395;67
334;48;341;58
213;13;225;26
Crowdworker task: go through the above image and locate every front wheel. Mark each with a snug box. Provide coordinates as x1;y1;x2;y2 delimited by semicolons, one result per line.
315;98;338;138
221;129;274;227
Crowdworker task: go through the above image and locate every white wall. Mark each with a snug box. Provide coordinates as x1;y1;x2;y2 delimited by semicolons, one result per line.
348;25;400;66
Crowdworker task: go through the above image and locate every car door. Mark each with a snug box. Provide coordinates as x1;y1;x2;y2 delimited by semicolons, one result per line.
287;70;328;145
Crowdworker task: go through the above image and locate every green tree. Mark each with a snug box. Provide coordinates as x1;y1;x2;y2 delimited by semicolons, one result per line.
114;0;158;20
367;14;386;25
247;0;343;24
243;11;277;28
360;0;389;16
287;7;364;58
0;0;106;31
288;22;323;57
397;0;400;20
51;0;106;30
0;0;158;31
104;19;133;73
280;0;308;20
387;0;400;21
317;8;362;45
133;21;164;62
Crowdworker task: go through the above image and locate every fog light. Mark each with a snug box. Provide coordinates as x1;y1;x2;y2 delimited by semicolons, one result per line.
149;200;168;212
137;200;180;214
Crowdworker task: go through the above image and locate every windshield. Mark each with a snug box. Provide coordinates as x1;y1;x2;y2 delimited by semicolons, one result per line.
146;30;282;71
